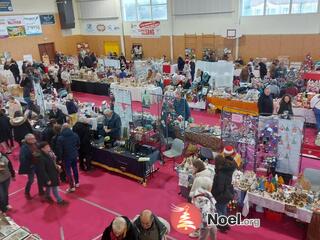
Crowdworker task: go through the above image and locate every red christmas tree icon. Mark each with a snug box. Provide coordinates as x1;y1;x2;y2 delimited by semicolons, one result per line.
170;203;201;235
177;206;196;231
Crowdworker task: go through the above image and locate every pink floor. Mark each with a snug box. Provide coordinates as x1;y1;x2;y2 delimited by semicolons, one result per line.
5;92;320;240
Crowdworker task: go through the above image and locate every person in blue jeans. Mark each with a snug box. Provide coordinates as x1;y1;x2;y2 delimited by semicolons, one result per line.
36;142;68;205
212;148;237;233
57;124;80;193
19;134;44;199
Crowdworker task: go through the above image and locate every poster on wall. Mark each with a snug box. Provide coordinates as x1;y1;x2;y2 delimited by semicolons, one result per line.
83;21;121;34
0;15;42;38
131;21;160;38
40;14;55;25
0;0;12;12
0;18;8;38
23;15;42;35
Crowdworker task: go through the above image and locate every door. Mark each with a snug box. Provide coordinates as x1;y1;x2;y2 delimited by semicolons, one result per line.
38;42;56;63
104;41;120;56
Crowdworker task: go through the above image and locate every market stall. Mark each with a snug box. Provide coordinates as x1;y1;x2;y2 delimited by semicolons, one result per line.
110;83;162;103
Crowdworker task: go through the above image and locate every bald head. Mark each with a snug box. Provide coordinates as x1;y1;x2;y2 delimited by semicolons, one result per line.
140;210;154;230
25;134;36;144
62;123;70;130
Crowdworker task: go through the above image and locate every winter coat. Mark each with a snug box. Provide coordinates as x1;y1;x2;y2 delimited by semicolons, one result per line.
189;168;214;197
259;62;267;79
20;76;33;98
57;128;80;161
41;125;55;143
66;100;78;115
36;151;59;187
133;215;168;240
278;102;293;115
258;93;273;116
48;109;66;124
177;57;185;72
18;143;34;174
102;216;138;240
10;117;33;144
212;157;237;204
9;62;20;77
174;98;191;121
0;154;15;183
103;112;122;140
73;122;92;155
0;115;11;143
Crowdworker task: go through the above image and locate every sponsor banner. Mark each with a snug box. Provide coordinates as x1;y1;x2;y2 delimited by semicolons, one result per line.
131;21;160;38
84;21;121;34
40;14;55;25
0;0;12;12
0;15;42;38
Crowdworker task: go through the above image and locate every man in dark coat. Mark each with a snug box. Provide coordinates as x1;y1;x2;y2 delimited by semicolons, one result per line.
258;61;267;80
177;56;185;73
0;109;12;154
258;88;274;116
36;142;68;205
57;123;80;192
19;134;44;199
9;60;21;84
102;216;138;240
103;109;122;143
10;112;33;145
48;104;66;124
173;91;191;121
41;119;57;143
212;148;237;233
73;118;92;171
133;210;168;240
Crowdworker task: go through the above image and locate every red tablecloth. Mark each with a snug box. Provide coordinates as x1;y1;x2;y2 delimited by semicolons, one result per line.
302;71;320;80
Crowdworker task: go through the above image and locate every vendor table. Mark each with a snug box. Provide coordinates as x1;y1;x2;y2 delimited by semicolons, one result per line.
302;72;320;80
71;79;110;96
207;96;258;115
242;191;313;223
293;107;316;124
91;146;160;183
110;83;162;102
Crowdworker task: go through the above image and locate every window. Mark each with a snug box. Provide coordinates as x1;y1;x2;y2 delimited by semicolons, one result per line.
266;0;290;15
122;0;168;21
291;0;318;14
242;0;265;16
242;0;319;16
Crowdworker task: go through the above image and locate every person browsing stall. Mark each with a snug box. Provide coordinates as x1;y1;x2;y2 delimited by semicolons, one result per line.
103;109;122;142
278;94;293;115
49;104;66;125
102;216;138;240
258;88;274;116
173;91;191;121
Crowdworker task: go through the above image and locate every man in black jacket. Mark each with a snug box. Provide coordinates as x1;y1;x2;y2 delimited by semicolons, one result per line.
258;87;274;116
103;109;122;144
133;210;168;240
102;216;138;240
73;118;92;171
49;104;66;124
9;60;21;84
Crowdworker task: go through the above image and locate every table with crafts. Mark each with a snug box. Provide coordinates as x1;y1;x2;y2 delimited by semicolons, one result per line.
207;96;258;115
71;78;110;96
110;83;162;102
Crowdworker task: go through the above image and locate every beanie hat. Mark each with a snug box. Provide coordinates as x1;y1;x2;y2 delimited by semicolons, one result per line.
223;146;235;156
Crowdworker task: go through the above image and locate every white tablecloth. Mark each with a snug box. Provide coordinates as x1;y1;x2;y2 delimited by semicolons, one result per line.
293;107;316;124
242;191;313;223
110;83;163;103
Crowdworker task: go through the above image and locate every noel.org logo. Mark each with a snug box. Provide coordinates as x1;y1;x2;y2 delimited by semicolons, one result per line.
170;203;201;235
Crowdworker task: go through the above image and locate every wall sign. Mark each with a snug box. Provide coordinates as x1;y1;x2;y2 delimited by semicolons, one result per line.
0;0;12;12
83;21;121;34
40;15;55;25
131;21;160;38
0;15;42;38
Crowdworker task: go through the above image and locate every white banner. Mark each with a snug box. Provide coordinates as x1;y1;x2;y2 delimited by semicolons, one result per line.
83;21;121;35
131;21;160;38
23;15;42;35
0;18;8;38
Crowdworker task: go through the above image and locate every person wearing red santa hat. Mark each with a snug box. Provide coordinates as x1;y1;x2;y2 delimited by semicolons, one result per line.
212;146;237;233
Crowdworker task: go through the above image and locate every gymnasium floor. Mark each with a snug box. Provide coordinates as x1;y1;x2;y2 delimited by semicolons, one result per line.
5;92;320;240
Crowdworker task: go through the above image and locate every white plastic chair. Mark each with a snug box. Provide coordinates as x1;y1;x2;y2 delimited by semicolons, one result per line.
162;138;184;168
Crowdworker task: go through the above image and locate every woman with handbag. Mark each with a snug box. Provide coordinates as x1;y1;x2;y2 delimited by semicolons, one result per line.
37;142;68;205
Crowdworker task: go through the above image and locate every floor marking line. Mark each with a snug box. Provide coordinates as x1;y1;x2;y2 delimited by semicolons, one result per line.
59;189;178;240
60;226;65;240
90;234;102;240
9;187;25;196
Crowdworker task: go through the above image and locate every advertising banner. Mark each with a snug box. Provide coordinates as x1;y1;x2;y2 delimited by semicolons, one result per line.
131;21;160;38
